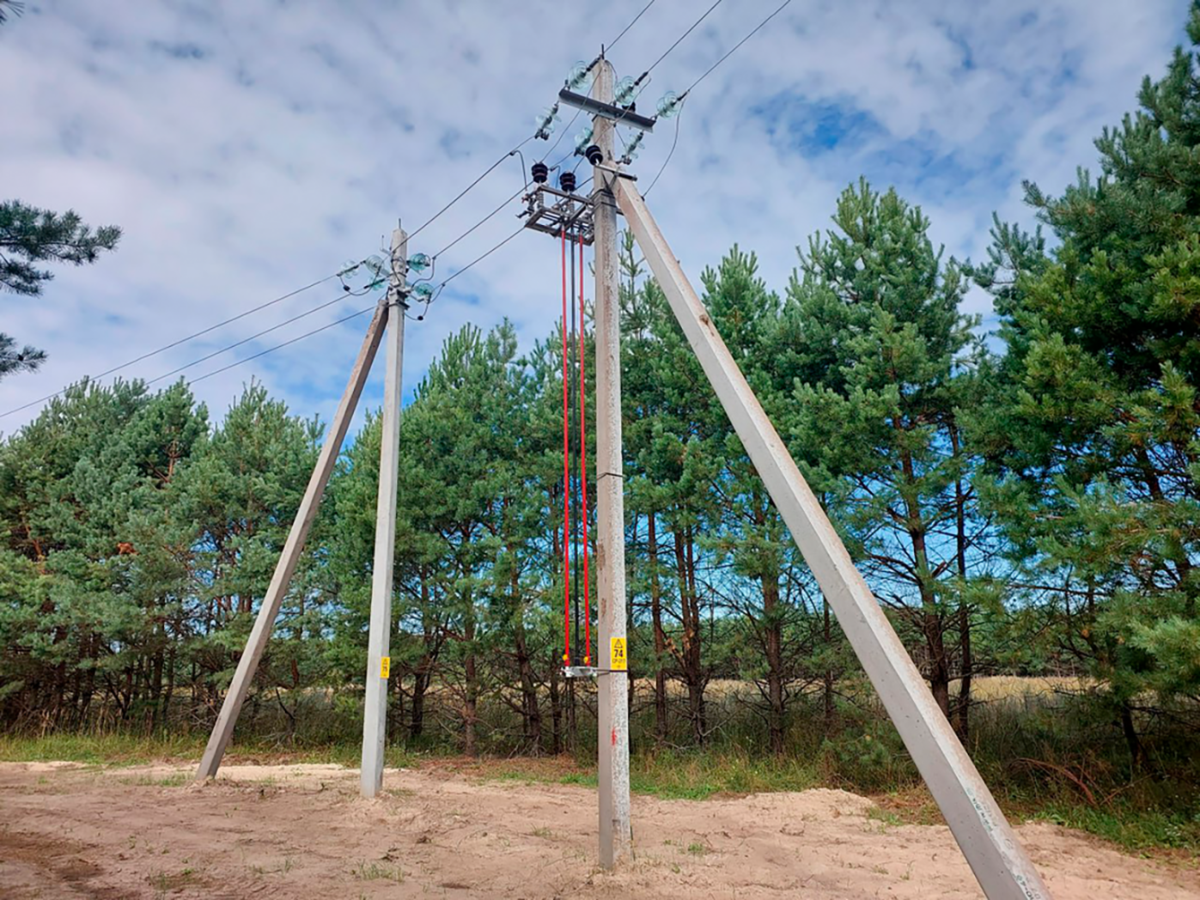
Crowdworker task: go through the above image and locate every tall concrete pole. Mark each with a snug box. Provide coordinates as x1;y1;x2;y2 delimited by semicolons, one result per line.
361;228;407;798
591;58;633;870
615;178;1051;900
197;299;389;781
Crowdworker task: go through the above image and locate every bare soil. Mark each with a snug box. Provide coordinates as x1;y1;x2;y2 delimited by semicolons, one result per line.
0;760;1195;899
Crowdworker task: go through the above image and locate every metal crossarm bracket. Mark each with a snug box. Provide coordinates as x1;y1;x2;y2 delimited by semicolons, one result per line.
521;184;595;245
558;88;656;132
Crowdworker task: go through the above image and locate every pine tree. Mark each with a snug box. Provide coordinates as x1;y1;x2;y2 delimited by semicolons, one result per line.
0;200;121;379
778;180;988;734
969;2;1200;764
0;2;25;26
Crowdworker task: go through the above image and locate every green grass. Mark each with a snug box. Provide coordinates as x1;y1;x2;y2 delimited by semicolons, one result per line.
0;732;415;771
351;860;404;882
0;732;206;766
626;747;820;800
118;772;191;787
1033;803;1200;852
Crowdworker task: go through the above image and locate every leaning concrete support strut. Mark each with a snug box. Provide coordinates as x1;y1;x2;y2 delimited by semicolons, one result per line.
196;301;389;781
615;177;1050;900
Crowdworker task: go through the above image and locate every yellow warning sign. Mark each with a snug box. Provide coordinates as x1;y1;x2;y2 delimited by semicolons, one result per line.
610;637;627;671
380;656;391;679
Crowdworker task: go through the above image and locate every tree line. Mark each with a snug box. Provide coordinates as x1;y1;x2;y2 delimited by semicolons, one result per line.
2;4;1198;772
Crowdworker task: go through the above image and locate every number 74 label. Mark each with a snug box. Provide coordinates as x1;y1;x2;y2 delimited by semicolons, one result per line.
610;637;627;671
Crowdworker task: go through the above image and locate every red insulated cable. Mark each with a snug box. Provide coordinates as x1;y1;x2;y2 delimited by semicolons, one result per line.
578;236;591;665
560;227;571;666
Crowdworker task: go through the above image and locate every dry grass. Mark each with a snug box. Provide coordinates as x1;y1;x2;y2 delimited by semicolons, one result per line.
627;676;1091;703
967;676;1090;701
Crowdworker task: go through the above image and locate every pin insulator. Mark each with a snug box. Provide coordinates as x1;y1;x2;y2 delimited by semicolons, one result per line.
585;144;603;166
531;161;549;184
559;171;577;193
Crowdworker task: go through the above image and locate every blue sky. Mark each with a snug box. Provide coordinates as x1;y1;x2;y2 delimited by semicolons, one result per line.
0;0;1191;438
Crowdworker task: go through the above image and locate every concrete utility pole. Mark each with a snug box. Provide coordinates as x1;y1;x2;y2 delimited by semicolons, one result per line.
361;227;408;798
197;299;390;782
615;179;1050;900
591;58;633;870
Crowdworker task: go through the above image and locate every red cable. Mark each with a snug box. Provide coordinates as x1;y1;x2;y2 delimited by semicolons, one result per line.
560;227;571;666
578;236;591;666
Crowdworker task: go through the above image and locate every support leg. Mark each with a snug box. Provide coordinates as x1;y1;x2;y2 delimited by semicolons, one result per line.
616;178;1050;900
196;302;389;781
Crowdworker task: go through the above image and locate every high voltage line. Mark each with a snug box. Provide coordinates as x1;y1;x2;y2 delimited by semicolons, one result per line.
605;0;656;52
407;135;536;241
143;288;372;388
646;0;795;194
681;0;793;96
0;273;339;419
642;0;725;77
1;133;539;419
3;0;793;422
186;304;379;387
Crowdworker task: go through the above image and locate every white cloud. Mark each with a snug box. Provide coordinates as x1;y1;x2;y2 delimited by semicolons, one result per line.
0;0;1189;436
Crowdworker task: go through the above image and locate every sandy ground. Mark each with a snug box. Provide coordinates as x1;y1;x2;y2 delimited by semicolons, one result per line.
0;761;1196;899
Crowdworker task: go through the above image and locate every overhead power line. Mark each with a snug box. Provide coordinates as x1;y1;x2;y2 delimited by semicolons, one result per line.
681;0;793;97
646;0;794;194
606;0;656;52
144;288;370;387
436;225;525;294
0;273;339;419
3;124;543;421
408;135;536;241
187;304;377;387
643;0;725;78
644;98;686;196
431;185;526;260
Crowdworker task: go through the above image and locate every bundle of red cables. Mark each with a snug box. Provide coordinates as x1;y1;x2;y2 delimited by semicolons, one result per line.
560;228;590;667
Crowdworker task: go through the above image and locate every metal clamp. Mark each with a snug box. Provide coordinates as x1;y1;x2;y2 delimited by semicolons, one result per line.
563;665;621;679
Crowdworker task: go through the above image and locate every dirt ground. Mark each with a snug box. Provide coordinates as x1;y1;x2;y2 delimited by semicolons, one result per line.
0;761;1196;899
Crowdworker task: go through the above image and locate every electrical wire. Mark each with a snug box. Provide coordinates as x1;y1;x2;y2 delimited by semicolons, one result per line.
680;0;793;97
144;288;370;387
0;273;339;419
428;223;527;303
644;0;793;195
431;185;526;260
606;0;656;52
644;98;685;196
408;134;537;241
642;0;725;79
187;304;378;386
4;127;540;422
191;185;529;380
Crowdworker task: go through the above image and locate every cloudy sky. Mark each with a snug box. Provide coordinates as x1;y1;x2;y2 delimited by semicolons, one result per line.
0;0;1192;438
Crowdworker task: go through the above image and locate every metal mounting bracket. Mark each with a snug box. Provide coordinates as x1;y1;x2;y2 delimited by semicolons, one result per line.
520;183;595;245
562;665;618;679
558;88;656;132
